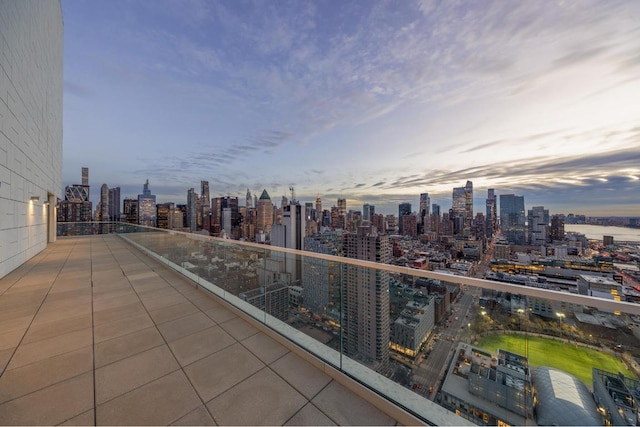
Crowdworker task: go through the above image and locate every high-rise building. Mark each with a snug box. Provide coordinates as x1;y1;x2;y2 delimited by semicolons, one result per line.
342;224;390;371
550;215;565;242
99;184;109;221
500;194;526;245
431;203;441;236
246;188;253;208
337;198;347;229
156;202;174;229
58;168;92;222
123;198;138;224
187;188;197;232
419;193;430;233
486;189;497;238
1;0;62;278
201;180;210;231
362;203;375;222
257;189;274;235
528;206;549;245
402;213;417;237
452;181;473;233
315;195;322;225
303;232;343;324
137;180;156;227
398;202;411;234
108;187;121;221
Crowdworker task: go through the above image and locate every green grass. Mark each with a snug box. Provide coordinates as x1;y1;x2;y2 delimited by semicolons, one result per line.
476;334;635;386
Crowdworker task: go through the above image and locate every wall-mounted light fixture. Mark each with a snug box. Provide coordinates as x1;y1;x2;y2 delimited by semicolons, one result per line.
30;196;40;201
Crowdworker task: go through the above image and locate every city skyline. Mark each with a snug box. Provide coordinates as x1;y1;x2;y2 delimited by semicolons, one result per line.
62;0;640;215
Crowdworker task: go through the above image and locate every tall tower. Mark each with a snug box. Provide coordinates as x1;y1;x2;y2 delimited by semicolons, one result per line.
99;184;109;221
257;189;274;234
108;187;121;221
246;188;253;208
187;188;197;232
500;194;526;244
419;193;430;233
550;215;565;242
137;180;157;227
342;224;390;372
485;188;497;238
315;195;322;226
337;198;347;229
398;202;411;234
452;181;473;233
201;180;210;230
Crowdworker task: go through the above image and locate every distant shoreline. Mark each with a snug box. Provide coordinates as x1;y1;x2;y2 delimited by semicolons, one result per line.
565;224;640;243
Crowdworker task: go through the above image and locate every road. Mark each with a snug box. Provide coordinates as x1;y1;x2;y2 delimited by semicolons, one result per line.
411;287;478;399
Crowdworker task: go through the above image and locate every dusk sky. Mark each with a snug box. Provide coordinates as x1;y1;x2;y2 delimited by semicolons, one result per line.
62;0;640;216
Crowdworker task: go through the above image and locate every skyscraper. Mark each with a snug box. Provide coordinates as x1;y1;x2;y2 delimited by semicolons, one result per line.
187;188;197;232
342;224;390;371
528;206;550;245
337;198;347;229
419;193;430;233
485;188;497;238
201;180;210;231
452;181;473;233
398;202;411;234
246;188;253;208
500;194;526;245
123;198;138;224
58;168;92;222
550;215;565;242
257;189;274;235
108;187;121;221
99;184;109;221
137;180;156;227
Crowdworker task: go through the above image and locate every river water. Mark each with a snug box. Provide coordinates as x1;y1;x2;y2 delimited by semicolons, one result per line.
564;224;640;242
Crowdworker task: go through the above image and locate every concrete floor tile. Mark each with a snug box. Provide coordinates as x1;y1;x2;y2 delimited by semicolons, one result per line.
204;305;236;324
96;370;201;426
270;352;332;400
285;403;337;426
140;293;188;312
23;313;92;344
170;405;216;426
95;344;179;404
242;332;289;365
92;287;136;302
207;368;307;426
0;347;14;373
0;328;24;351
148;300;200;325
59;409;94;426
93;293;139;312
184;343;265;402
219;316;259;341
94;326;164;368
94;312;154;343
0;345;93;404
7;327;93;370
312;381;397;426
169;326;236;367
190;296;222;311
158;312;216;343
0;372;93;426
93;301;146;325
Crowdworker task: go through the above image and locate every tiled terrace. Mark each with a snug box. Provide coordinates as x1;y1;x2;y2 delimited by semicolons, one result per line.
0;235;404;426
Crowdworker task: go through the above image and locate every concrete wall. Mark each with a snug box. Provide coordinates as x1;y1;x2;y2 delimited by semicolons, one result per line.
0;1;63;278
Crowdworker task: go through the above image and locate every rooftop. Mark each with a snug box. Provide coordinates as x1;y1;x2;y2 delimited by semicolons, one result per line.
0;235;405;425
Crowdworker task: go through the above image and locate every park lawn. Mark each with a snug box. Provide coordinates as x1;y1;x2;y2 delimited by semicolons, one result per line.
476;334;635;386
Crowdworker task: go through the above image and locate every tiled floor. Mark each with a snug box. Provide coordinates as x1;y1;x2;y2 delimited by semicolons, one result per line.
0;236;400;426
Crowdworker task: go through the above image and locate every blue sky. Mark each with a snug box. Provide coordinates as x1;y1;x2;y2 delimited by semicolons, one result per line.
62;0;640;216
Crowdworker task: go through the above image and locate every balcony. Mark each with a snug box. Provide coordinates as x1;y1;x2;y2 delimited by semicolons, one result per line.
2;223;640;425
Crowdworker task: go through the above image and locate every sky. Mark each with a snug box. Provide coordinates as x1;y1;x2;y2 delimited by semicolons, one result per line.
62;0;640;216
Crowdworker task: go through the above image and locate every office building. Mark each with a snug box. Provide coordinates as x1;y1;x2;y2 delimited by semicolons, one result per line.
419;193;430;233
528;206;549;245
123;198;138;224
342;224;390;371
390;298;435;359
156;202;174;229
0;0;62;278
550;214;565;242
257;189;274;236
137;180;156;227
58;169;92;223
402;213;417;237
337;198;347;229
108;186;121;221
486;189;497;238
500;194;526;245
398;202;411;234
98;184;109;221
201;180;210;231
187;188;197;232
362;203;375;222
303;232;343;324
452;181;473;233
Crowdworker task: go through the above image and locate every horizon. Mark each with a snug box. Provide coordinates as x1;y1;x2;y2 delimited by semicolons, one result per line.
62;0;640;216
